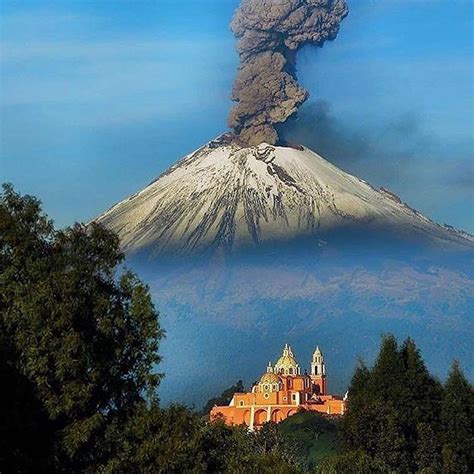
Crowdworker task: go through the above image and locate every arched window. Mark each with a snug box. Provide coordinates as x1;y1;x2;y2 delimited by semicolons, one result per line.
289;367;293;375
239;400;244;407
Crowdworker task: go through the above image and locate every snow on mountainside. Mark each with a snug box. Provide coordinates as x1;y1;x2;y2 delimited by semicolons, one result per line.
96;135;473;255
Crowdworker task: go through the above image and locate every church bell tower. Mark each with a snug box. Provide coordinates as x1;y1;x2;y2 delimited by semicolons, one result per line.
310;346;327;395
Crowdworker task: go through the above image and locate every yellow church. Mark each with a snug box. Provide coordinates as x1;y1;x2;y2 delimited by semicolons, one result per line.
210;344;346;429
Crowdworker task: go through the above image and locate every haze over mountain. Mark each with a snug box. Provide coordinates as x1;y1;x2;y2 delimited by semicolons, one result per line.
96;139;473;405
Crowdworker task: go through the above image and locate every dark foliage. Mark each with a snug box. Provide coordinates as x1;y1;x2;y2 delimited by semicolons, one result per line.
0;184;300;473
440;361;474;472
201;380;245;416
326;334;473;473
0;183;164;471
0;347;55;472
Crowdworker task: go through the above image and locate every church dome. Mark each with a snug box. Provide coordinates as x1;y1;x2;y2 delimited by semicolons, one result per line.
274;344;301;375
260;372;280;384
275;354;298;370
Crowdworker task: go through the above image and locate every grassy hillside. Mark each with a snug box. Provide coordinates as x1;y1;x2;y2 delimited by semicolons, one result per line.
279;411;340;470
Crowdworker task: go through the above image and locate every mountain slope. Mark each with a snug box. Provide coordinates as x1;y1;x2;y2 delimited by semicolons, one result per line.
96;135;472;255
95;135;473;406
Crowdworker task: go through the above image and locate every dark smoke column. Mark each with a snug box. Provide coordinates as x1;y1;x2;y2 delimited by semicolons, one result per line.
228;0;348;146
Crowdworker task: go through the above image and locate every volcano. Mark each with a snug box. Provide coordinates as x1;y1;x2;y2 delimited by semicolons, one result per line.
95;137;473;406
96;135;472;255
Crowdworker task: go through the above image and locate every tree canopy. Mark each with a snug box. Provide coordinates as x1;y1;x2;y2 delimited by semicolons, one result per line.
0;184;301;473
0;183;164;471
323;334;473;473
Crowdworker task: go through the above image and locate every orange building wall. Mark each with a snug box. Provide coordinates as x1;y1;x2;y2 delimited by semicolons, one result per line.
210;397;345;427
210;385;345;428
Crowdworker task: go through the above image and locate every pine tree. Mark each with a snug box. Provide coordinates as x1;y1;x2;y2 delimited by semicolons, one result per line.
399;338;443;470
341;359;372;450
440;361;474;473
339;335;448;472
372;406;410;471
400;338;443;425
414;422;441;473
369;334;405;403
367;335;412;469
348;359;371;399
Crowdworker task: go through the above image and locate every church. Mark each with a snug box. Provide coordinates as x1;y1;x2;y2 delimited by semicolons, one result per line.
210;344;346;429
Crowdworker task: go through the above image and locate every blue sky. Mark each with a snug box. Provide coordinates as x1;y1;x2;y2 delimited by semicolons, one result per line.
1;0;473;231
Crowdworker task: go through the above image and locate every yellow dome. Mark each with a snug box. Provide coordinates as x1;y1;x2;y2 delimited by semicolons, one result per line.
274;344;300;375
259;372;281;384
275;354;298;370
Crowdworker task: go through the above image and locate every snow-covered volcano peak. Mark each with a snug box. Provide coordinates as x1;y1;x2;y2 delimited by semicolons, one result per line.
95;135;473;255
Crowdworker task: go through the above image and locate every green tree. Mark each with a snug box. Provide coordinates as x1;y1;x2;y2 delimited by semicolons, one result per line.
340;359;371;451
369;334;405;404
399;338;443;469
121;410;301;473
201;380;245;416
414;422;441;473
0;184;164;471
440;361;474;473
371;405;409;471
400;338;443;424
341;337;411;470
252;422;305;468
317;450;384;473
123;404;204;472
336;335;456;472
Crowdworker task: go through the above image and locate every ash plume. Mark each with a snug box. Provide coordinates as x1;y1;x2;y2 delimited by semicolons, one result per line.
228;0;348;147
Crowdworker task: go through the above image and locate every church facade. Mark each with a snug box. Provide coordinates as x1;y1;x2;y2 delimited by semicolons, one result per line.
210;344;346;429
